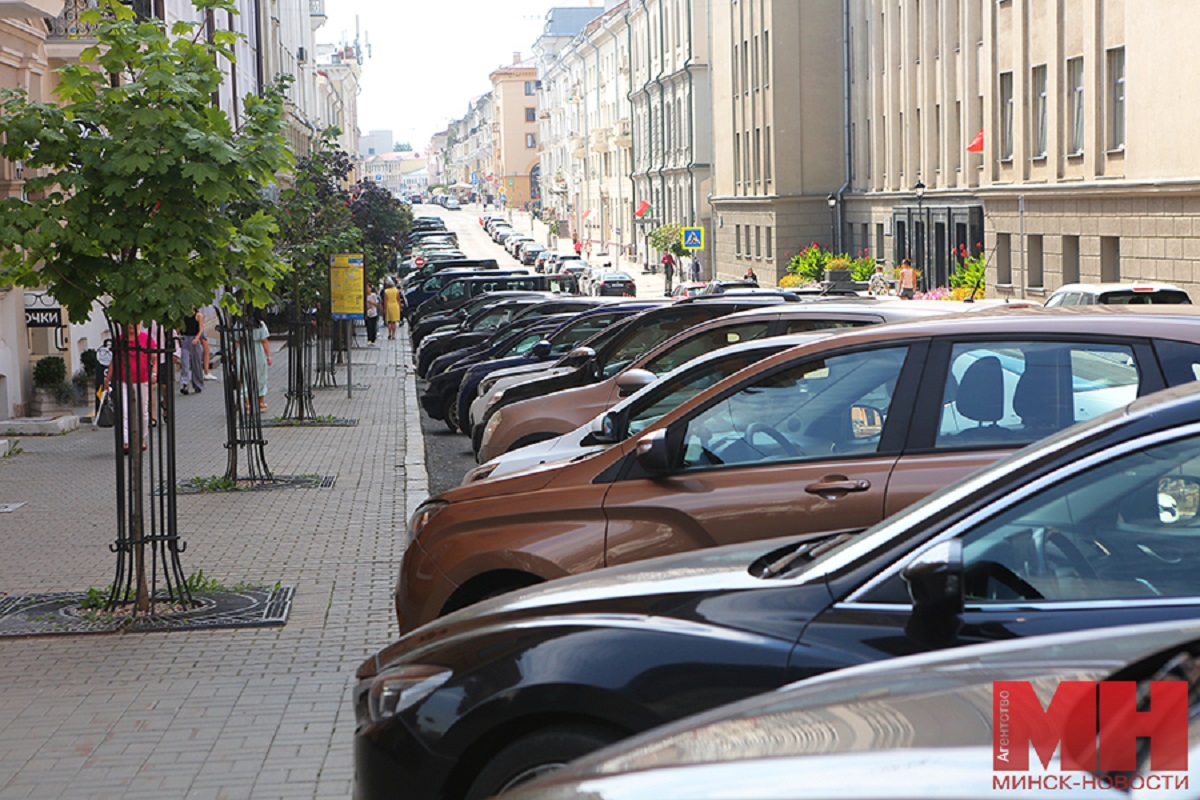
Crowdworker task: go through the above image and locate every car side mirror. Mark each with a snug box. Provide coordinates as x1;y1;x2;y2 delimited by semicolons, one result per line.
851;404;884;439
635;429;673;474
901;539;964;647
532;340;553;359
616;368;656;397
563;346;595;368
592;410;622;444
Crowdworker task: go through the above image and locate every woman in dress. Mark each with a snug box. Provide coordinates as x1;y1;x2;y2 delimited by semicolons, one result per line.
102;323;157;453
382;279;402;340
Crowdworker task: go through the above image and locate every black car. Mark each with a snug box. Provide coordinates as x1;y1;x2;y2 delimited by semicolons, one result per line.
592;271;637;296
408;291;554;349
411;274;577;323
356;380;1200;800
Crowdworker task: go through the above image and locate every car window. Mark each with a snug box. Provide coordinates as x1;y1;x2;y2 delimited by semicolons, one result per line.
643;322;772;375
1154;340;1200;385
936;341;1140;449
784;318;873;334
1100;290;1192;305
548;313;625;355
678;346;909;470
601;312;716;378
472;306;516;330
961;434;1200;603
625;348;788;437
503;331;550;357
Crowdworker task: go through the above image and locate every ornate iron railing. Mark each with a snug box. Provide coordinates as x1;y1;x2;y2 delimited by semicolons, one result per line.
216;305;274;485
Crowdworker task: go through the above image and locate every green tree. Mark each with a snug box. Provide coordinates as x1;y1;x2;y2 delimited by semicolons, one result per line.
648;223;687;258
351;180;411;284
0;0;291;327
274;134;361;311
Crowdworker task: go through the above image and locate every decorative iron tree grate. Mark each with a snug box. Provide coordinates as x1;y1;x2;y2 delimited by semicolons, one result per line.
216;304;274;486
104;318;192;614
282;280;317;421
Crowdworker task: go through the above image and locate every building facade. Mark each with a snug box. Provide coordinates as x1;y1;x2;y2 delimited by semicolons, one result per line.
709;0;845;283
627;0;712;272
490;56;540;210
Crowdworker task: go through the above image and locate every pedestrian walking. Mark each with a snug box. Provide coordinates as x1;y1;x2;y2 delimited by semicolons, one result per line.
364;285;381;344
867;263;891;296
197;304;219;380
178;308;205;395
573;237;582;258
898;258;917;299
661;251;676;294
383;279;402;340
241;310;272;413
103;323;157;454
690;255;702;283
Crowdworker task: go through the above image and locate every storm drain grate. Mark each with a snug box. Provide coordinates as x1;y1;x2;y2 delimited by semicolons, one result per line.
174;474;336;494
0;585;295;638
261;417;358;428
320;474;337;489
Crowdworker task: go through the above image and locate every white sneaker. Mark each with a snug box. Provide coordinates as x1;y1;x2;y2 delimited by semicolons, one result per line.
204;372;220;381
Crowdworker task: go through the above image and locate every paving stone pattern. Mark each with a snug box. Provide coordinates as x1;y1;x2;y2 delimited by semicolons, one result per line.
0;330;427;799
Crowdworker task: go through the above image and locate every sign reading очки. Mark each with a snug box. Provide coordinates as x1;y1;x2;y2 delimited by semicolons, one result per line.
24;308;62;328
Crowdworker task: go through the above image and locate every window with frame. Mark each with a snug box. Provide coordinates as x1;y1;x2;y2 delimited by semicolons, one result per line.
999;71;1014;160
735;224;742;257
734;132;741;186
935;341;1140;449
525;107;536;122
1032;64;1048;157
1067;56;1085;155
525;133;536;148
677;346;910;470
764;126;772;181
1108;47;1125;150
524;80;537;96
960;434;1200;603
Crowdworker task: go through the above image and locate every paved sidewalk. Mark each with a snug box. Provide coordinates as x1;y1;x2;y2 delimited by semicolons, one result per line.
0;329;426;799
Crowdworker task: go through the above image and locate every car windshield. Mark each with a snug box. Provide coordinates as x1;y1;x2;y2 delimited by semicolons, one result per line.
1100;290;1192;304
624;347;792;437
546;311;631;355
600;311;715;378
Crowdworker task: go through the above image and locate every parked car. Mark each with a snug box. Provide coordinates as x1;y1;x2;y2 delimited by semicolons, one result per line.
1045;282;1192;306
519;243;546;266
670;281;708;298
465;334;824;484
414;298;553;377
409;273;575;324
442;197;460;210
468;297;799;452
476;300;944;462
505;618;1200;800
401;305;1200;636
408;291;553;349
591;271;637;296
359;378;1200;800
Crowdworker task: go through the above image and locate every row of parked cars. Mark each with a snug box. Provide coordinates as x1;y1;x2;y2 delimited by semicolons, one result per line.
359;220;1200;798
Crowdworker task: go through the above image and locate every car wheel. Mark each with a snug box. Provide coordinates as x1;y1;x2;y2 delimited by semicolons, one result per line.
464;725;623;800
445;399;461;433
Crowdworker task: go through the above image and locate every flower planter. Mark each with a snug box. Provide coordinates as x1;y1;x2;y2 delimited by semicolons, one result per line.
28;387;74;417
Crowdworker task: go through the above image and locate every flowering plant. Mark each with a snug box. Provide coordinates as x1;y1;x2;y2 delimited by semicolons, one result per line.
949;243;986;299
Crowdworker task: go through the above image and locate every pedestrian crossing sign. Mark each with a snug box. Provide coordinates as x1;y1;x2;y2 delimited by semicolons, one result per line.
681;227;704;250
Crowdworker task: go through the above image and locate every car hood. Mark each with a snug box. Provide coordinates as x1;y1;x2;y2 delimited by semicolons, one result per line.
367;532;842;674
508;619;1200;799
466;424;601;483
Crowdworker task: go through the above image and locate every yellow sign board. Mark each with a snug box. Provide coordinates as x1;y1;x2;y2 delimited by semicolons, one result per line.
330;253;365;319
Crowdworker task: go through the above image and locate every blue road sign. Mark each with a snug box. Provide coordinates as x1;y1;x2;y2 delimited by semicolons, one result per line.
681;227;705;250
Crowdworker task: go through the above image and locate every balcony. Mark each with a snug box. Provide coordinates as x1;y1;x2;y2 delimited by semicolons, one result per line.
589;127;611;153
309;0;325;28
613;118;632;148
569;135;586;160
45;0;98;59
0;0;64;18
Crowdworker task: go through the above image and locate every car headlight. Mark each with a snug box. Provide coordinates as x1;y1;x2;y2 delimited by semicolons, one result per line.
481;410;503;447
406;500;448;545
478;377;499;396
368;665;452;723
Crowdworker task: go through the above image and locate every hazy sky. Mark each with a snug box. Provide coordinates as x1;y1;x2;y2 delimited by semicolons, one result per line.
322;0;604;151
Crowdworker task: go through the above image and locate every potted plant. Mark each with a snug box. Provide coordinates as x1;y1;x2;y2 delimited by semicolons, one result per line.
30;355;74;416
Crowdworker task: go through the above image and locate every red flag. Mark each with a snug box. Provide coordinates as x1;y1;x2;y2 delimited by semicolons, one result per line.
634;200;651;218
581;208;593;220
966;128;984;152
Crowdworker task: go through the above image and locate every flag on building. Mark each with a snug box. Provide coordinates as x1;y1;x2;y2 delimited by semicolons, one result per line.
966;129;984;152
635;200;652;217
581;208;593;220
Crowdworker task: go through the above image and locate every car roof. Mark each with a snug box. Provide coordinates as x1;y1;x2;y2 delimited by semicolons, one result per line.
716;298;996;324
1051;281;1187;293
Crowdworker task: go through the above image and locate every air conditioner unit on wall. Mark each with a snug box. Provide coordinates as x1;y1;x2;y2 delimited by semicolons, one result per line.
297;46;307;63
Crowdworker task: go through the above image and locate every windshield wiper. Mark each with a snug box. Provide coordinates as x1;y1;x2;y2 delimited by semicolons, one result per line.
752;532;858;579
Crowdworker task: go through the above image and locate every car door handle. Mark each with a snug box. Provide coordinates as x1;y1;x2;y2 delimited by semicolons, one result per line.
804;478;871;497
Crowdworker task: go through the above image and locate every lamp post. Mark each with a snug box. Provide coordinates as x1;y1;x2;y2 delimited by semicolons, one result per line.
826;193;837;252
913;180;926;289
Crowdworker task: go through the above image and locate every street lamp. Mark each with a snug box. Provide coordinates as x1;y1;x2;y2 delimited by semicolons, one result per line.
826;193;837;252
913;180;926;289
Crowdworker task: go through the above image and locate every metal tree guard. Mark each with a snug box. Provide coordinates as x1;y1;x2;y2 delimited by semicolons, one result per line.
282;277;317;420
315;317;338;388
216;305;273;485
105;318;192;614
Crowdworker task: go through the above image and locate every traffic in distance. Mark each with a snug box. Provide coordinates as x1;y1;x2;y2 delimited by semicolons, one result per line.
353;203;1200;800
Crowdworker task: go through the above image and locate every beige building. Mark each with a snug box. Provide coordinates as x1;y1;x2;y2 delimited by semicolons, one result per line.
490;56;540;210
710;0;845;282
848;0;1200;297
629;0;712;270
